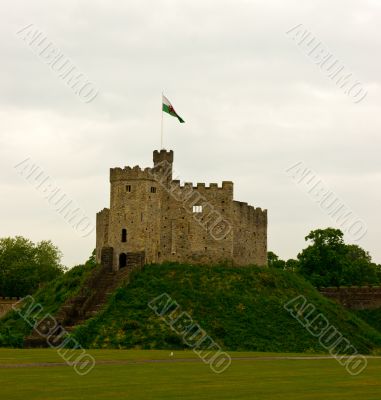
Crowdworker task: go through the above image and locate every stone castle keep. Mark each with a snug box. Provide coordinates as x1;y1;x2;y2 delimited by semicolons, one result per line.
96;150;267;269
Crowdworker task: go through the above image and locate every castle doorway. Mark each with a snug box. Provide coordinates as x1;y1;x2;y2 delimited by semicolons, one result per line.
119;253;127;268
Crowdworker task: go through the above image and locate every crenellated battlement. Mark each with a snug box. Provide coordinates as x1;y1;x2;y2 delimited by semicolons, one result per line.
153;149;174;166
169;180;234;191
97;208;109;216
97;148;267;268
110;166;157;182
234;201;267;224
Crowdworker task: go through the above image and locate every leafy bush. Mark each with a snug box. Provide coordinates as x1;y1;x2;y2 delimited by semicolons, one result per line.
0;253;95;347
0;236;64;297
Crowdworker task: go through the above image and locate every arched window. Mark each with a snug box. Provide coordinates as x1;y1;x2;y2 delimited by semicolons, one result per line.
119;253;127;268
121;229;127;243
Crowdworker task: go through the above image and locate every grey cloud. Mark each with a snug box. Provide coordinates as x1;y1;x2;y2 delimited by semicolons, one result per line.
1;0;380;266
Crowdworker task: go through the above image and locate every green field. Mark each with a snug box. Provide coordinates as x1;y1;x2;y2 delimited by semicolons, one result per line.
2;262;381;399
1;349;380;399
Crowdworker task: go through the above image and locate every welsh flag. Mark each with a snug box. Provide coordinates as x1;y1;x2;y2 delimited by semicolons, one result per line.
162;95;185;123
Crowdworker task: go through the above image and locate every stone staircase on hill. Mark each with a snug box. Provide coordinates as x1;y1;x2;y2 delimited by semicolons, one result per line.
24;251;145;348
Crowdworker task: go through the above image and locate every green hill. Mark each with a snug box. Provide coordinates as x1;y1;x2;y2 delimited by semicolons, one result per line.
2;262;381;354
0;260;94;347
71;263;381;354
355;308;381;335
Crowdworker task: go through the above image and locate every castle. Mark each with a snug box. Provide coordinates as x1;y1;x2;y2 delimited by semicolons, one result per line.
96;150;267;270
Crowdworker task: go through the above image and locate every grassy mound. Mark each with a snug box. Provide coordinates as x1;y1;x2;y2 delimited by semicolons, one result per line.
355;308;381;335
71;263;381;354
0;260;95;347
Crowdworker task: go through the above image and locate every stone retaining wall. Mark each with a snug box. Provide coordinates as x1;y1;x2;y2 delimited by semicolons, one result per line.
0;298;20;318
319;287;381;310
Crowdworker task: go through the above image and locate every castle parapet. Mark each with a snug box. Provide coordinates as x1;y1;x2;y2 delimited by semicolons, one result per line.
222;181;233;190
153;149;173;165
110;166;155;182
97;148;267;268
170;181;233;191
96;207;109;216
234;201;267;225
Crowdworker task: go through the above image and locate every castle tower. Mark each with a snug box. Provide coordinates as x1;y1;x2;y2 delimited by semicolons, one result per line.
153;149;174;167
97;159;165;270
96;149;268;270
153;149;173;185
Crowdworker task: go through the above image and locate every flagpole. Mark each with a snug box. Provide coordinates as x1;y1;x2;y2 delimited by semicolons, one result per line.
160;92;164;149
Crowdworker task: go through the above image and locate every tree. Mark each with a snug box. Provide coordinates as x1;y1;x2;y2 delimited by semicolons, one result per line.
297;228;380;287
0;236;64;297
267;251;299;271
267;251;286;269
341;245;378;286
285;259;299;272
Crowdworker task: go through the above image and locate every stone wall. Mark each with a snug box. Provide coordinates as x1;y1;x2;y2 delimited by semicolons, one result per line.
160;181;235;265
96;149;268;269
108;166;162;269
0;298;20;318
96;208;109;262
319;287;381;310
232;201;267;266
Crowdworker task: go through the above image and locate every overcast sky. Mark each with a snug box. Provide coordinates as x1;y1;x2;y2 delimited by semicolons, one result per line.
1;0;380;267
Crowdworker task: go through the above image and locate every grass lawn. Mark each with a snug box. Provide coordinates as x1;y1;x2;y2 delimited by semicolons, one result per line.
0;349;380;399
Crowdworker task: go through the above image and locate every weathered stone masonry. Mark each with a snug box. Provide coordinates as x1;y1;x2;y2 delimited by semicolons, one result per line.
96;150;267;270
0;298;20;319
319;287;381;310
